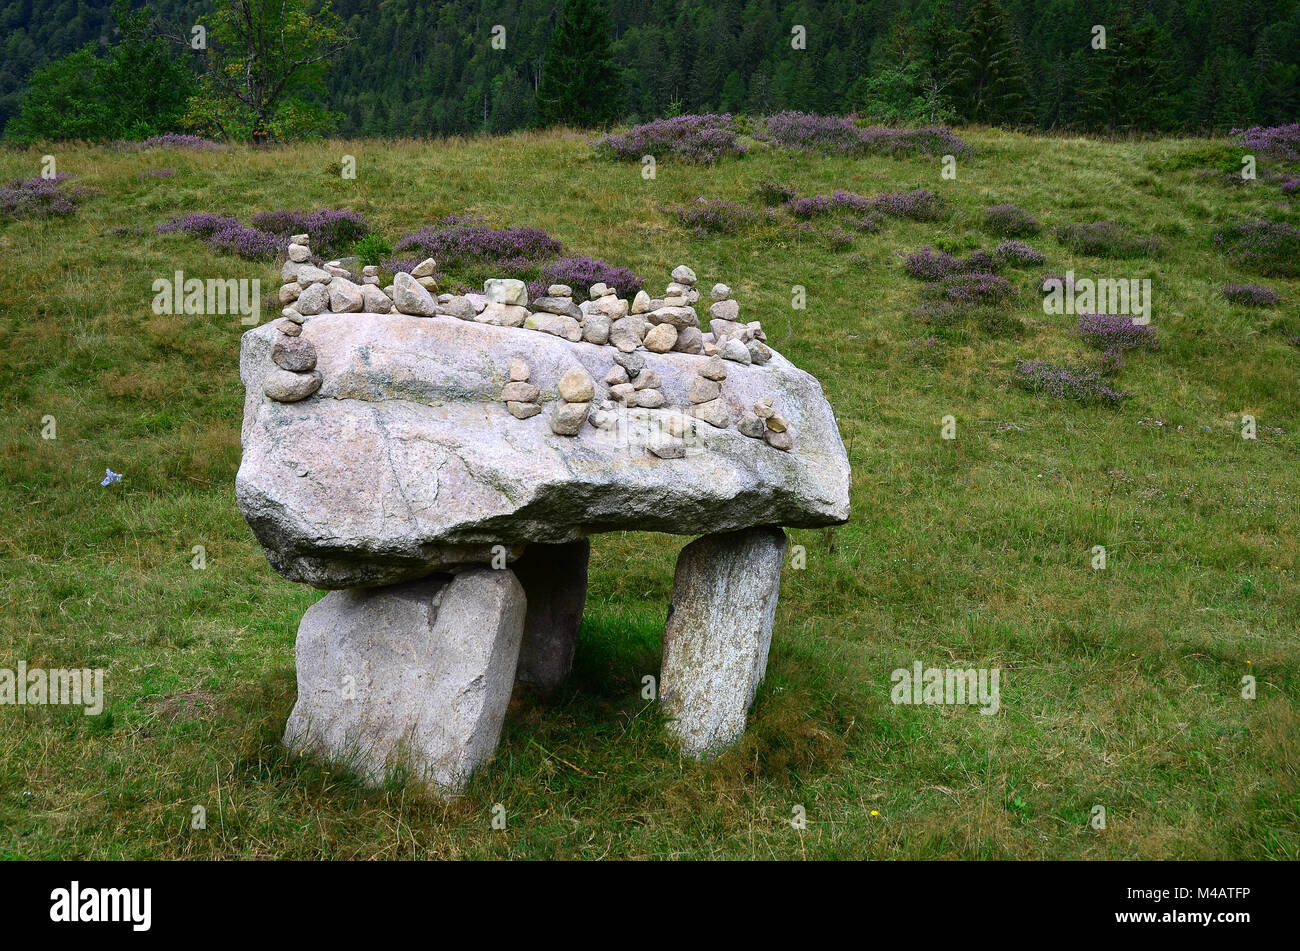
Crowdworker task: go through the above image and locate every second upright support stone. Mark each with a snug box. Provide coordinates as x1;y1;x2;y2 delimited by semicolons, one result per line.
659;527;787;758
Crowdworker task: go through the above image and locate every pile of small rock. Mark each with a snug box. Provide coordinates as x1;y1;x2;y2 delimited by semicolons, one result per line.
737;397;793;450
264;307;321;403
687;355;731;429
266;236;792;448
707;283;772;365
501;359;541;419
551;367;595;435
606;351;665;409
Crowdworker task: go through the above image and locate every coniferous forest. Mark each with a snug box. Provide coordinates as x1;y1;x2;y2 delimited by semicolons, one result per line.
2;0;1298;141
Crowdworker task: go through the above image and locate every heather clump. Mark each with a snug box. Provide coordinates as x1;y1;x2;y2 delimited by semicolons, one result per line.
983;203;1041;237
904;246;962;281
1234;124;1300;163
785;190;874;219
595;115;745;165
1074;312;1158;352
870;189;944;221
1054;221;1162;258
1221;283;1283;306
668;197;764;236
0;173;87;219
1212;219;1300;277
925;272;1016;307
756;112;971;157
250;209;370;254
389;215;563;279
158;208;369;260
116;134;227;151
1014;359;1129;405
540;256;644;300
993;240;1046;267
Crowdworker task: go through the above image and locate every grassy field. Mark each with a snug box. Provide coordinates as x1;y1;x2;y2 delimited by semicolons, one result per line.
1;126;1297;859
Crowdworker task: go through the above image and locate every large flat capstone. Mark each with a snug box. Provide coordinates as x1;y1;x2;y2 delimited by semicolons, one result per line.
237;312;849;588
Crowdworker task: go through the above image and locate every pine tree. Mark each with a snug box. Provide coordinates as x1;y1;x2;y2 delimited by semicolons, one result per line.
949;0;1031;125
536;0;623;127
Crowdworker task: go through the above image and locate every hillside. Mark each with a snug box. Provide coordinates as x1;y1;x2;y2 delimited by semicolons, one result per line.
0;126;1297;858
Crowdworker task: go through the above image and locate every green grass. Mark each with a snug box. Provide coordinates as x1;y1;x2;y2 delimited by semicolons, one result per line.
1;127;1297;859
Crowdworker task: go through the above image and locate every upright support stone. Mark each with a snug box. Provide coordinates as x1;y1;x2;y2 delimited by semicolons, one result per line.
659;527;787;758
284;567;526;794
513;539;590;696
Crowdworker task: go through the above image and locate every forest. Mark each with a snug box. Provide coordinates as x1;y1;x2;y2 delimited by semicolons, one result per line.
2;0;1298;140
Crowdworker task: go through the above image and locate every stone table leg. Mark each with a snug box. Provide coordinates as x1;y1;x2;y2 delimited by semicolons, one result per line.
513;539;590;697
284;566;526;795
659;527;787;758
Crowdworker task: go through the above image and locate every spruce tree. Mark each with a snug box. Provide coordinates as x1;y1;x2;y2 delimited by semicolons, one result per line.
536;0;623;127
949;0;1031;125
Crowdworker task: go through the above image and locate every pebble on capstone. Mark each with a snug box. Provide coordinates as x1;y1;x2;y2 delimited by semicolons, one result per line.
766;414;789;433
613;350;644;376
634;389;665;409
547;284;572;297
581;314;611;345
361;284;393;313
501;381;541;403
764;429;794;451
524;311;581;341
296;282;330;315
747;340;772;365
484;277;528;307
272;335;317;372
328;278;365;314
721;338;752;364
557;368;595;403
550;401;590;435
674;326;704;353
436;296;476;320
644;323;678;353
509;359;530;382
630;290;652;314
737;412;766;438
671;265;697;285
296;264;331;287
753;397;775;419
412;258;437;278
276;318;302;337
689;398;732;429
264;368;321;402
700;355;728;381
688;376;721;404
507;401;542;419
711;283;731;301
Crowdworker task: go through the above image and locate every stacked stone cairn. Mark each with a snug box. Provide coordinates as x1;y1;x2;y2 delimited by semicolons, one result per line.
687;355;731;429
551;367;595;435
268;235;790;448
501;359;541;419
738;396;794;450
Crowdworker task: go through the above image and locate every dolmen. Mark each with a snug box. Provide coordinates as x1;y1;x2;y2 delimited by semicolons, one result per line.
237;236;851;794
